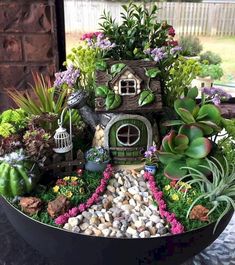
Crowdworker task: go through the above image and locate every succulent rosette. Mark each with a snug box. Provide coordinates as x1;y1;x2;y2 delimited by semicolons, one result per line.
158;125;212;180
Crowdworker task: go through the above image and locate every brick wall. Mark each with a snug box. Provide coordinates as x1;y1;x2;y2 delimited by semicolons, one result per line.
0;0;64;111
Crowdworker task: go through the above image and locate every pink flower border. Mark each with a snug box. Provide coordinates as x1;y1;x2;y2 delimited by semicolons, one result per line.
144;171;185;235
55;164;113;225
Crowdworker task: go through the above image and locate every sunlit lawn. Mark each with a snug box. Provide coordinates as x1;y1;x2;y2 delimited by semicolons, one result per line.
65;33;235;84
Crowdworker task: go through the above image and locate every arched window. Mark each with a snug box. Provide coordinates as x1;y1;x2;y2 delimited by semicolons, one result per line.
116;124;140;146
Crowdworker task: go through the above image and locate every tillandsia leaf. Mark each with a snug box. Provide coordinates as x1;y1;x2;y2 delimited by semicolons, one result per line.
179;124;204;142
174;98;196;116
138;90;155;106
197;104;221;125
145;68;161;78
207;201;219;216
187;87;198;99
164;160;188;180
181;165;212;185
186;158;211;176
105;92;122;110
185;137;212;159
95;85;110;98
177;108;196;124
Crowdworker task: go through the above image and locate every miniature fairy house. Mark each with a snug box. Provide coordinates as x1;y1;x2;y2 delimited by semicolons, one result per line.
93;60;163;164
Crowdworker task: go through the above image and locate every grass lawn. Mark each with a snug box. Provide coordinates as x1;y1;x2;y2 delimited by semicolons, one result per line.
65;33;235;84
199;36;235;84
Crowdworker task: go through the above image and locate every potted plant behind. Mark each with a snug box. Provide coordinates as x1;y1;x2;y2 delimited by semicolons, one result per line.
85;146;110;172
144;146;159;175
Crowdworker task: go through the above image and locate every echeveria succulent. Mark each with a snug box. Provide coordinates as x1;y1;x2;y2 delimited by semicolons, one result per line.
164;87;222;136
158;125;212;180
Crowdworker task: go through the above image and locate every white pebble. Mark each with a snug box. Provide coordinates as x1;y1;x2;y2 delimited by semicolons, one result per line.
68;217;78;227
103;228;111;237
150;215;161;224
139;231;151;238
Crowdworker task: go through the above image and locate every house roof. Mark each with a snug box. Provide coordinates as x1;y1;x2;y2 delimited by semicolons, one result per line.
110;66;142;87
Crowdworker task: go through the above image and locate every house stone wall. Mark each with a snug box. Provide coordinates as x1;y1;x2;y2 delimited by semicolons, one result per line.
0;0;62;111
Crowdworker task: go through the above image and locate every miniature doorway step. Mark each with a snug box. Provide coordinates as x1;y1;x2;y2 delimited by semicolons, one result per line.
104;115;153;165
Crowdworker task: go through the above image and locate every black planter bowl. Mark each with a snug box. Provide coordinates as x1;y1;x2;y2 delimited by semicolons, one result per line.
1;196;233;265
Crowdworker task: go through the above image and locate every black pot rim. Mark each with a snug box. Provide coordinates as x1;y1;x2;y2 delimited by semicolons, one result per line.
3;196;232;241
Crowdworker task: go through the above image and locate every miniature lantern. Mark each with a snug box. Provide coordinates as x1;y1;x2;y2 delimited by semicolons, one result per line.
53;108;73;154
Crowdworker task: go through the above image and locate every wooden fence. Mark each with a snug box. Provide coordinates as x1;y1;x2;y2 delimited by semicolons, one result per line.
64;1;235;36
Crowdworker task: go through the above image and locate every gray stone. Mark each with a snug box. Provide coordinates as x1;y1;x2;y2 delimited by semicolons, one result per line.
139;231;151;238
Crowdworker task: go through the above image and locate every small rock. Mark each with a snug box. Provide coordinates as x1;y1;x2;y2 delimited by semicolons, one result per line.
151;233;161;238
98;223;108;230
120;186;127;193
63;223;72;230
150;215;161;224
156;222;164;229
96;211;103;218
129;198;136;207
158;227;168;235
68;217;79;227
144;208;152;217
82;211;92;220
90;216;100;225
128;186;139;195
113;220;121;229
110;229;117;237
104;212;112;222
80;222;89;231
149;204;158;211
133;194;142;202
139;231;151;238
107;185;115;193
103;228;111;237
121;204;134;211
124;180;131;188
116;231;124;238
118;176;124;185
149;227;157;235
131;214;138;223
146;221;154;227
47;195;70;218
84;229;93;235
19;197;42;215
126;226;138;236
134;220;145;229
72;226;81;233
93;228;102;237
103;199;112;210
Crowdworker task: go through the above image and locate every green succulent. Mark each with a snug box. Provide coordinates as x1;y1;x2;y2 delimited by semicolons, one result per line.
158;125;212;180
164;87;222;136
178;157;235;233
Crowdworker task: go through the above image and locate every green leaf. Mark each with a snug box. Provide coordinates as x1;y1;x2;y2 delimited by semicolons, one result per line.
186;158;211;176
110;63;126;76
197;104;221;125
158;151;183;164
185;137;212;159
174;98;196;115
177;108;196;123
138;90;155;106
96;85;110;98
105;92;122;110
187;87;198;99
174;134;189;149
145;68;160;78
162;120;184;127
95;60;108;71
179;125;203;142
164;160;188;180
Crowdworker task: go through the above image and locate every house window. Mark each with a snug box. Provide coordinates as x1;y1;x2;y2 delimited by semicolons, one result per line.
119;79;136;95
116;124;140;146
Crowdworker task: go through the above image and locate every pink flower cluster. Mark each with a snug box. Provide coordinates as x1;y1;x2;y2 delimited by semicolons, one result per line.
80;32;102;41
143;172;185;235
55;165;113;226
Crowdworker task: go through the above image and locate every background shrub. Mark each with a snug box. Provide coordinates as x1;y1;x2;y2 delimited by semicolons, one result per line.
179;36;203;57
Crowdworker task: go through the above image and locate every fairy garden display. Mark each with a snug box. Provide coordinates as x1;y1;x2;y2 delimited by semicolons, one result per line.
1;2;235;240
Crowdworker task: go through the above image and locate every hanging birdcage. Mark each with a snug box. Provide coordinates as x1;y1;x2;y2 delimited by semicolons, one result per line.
53;108;73;154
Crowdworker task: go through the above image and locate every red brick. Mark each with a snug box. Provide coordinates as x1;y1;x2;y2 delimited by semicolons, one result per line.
0;65;26;89
23;34;53;62
0;36;22;61
0;3;52;33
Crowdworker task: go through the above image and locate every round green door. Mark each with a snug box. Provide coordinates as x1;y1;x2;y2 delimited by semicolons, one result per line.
109;118;148;164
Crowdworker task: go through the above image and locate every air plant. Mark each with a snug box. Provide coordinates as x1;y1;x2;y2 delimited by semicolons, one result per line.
179;156;235;232
158;124;212;180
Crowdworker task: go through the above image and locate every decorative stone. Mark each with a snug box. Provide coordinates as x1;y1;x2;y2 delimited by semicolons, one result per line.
72;226;81;233
189;205;209;222
134;220;145;229
84;229;93;236
107;185;115;193
133;194;142;202
150;215;161;224
47;195;70;219
129;198;136;207
139;231;151;238
126;227;138;236
128;186;139;195
82;211;92;220
80;222;89;231
103;228;111;237
63;223;72;231
103;199;112;210
90;216;100;225
19;197;42;215
68;217;79;227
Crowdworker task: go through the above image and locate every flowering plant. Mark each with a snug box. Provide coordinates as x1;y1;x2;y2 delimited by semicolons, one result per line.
85;146;110;163
202;87;232;106
55;164;113;225
144;146;159;166
52;176;86;200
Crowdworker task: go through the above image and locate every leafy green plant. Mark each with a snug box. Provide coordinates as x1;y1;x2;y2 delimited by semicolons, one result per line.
199;51;222;65
164;56;201;107
138;90;155;106
179;157;235;232
158;125;212;179
8;73;67;131
164;87;223;136
199;63;224;80
85;147;110;163
0;109;27;138
179;36;203;57
99;2;171;60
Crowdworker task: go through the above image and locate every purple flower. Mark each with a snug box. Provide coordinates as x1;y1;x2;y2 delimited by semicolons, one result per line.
170;46;182;55
150;47;168;63
202;87;232;105
54;65;80;89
